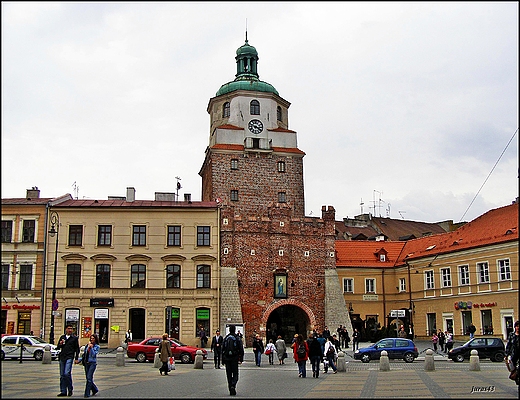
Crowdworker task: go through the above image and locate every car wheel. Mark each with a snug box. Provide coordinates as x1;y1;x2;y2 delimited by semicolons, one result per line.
455;354;465;362
361;354;371;363
136;352;147;363
491;352;504;362
180;353;192;364
34;350;43;361
403;352;415;363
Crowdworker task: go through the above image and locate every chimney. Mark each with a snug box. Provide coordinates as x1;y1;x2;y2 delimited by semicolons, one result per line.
126;187;136;202
184;193;192;203
26;187;40;199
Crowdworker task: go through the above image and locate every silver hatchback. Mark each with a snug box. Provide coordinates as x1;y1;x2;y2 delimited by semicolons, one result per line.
1;335;60;361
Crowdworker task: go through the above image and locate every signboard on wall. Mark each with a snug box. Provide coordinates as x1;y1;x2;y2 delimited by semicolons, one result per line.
94;308;109;319
81;317;92;338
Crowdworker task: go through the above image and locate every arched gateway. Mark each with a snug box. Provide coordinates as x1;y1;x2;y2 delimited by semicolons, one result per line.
264;300;316;343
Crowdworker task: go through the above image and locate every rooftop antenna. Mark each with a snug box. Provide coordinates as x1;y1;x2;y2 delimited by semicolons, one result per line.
245;18;248;42
398;211;406;220
72;181;79;200
360;198;364;214
175;176;182;202
386;203;391;217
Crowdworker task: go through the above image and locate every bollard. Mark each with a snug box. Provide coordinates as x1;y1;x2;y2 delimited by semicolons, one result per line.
469;349;480;371
424;349;435;371
153;348;162;368
115;346;125;367
379;350;390;371
193;349;204;369
42;345;52;364
336;351;347;372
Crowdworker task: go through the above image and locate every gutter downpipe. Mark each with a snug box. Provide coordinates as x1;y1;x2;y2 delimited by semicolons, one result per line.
41;203;50;339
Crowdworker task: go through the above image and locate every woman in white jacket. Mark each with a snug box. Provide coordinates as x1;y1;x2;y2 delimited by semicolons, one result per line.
264;339;277;365
323;336;338;373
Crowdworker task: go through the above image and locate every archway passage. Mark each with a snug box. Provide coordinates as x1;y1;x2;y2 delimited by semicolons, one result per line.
266;305;310;344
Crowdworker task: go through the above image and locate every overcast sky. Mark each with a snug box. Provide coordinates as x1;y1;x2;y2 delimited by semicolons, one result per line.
2;2;518;223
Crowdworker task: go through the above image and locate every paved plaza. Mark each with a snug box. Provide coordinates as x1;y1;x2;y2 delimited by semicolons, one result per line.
2;342;518;398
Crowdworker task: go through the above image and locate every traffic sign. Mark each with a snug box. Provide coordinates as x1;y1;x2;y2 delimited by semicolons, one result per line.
52;299;59;311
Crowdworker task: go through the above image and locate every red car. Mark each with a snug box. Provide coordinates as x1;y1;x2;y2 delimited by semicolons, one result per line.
127;337;207;364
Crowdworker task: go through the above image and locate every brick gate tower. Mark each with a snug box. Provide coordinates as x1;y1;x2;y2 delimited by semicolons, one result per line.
199;34;352;344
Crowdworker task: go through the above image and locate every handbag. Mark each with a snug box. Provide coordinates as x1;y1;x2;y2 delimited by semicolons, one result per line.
168;356;175;371
282;351;288;359
265;348;272;355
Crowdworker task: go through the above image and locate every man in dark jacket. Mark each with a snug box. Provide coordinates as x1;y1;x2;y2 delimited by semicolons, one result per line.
222;325;244;396
210;329;224;369
56;324;80;396
307;333;323;378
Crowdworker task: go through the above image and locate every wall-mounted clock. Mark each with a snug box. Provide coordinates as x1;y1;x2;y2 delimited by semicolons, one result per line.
248;119;263;134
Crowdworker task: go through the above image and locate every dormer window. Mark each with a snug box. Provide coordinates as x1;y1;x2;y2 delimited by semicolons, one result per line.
250;100;260;115
277;106;282;121
223;102;230;118
379;254;386;262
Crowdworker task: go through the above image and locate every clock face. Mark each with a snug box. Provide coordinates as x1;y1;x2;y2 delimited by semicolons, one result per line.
248;119;263;134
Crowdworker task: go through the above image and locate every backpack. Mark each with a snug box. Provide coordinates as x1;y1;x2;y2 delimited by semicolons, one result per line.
297;343;306;357
326;344;335;357
223;334;239;358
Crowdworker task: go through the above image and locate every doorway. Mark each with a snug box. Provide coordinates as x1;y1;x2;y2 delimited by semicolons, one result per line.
129;308;145;341
266;305;310;343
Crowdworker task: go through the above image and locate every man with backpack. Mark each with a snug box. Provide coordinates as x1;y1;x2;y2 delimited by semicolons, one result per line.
222;325;244;396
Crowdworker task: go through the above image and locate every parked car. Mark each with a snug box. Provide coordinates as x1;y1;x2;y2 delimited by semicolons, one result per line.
1;334;60;361
448;337;505;362
126;337;207;364
354;338;418;363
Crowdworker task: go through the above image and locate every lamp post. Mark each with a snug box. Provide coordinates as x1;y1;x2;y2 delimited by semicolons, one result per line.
48;211;59;345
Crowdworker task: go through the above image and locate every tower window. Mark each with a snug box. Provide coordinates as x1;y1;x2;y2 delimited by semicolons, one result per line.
250;100;260;115
277;106;282;121
223;102;230;118
231;159;238;170
277;161;286;172
230;190;239;201
278;192;286;203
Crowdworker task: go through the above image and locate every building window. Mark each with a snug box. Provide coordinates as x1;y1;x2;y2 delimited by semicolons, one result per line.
277;106;282;121
1;221;13;243
166;264;181;288
231;159;239;170
498;259;511;281
1;264;9;290
132;225;146;246
68;225;83;246
250;100;260;115
343;278;353;293
230;190;239;201
477;262;490;283
197;226;211;246
167;225;181;247
365;278;375;293
22;220;35;243
379;254;386;262
441;268;451;288
19;264;32;290
197;265;210;288
277;161;286;172
459;265;470;286
196;308;210;338
66;264;81;288
278;192;286;203
399;278;406;292
223;102;230;118
96;264;111;288
131;264;146;288
97;225;112;246
425;270;434;289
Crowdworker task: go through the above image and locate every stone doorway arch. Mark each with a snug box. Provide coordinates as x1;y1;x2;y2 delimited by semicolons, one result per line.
263;300;315;343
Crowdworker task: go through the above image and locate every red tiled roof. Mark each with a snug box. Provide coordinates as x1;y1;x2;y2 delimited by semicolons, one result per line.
51;199;218;208
1;198;54;205
268;127;297;133
335;241;406;267
216;124;243;130
271;147;305;155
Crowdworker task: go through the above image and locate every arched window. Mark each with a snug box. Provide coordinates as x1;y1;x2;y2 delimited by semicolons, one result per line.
166;264;181;288
131;264;146;288
197;265;211;288
223;102;230;118
277;106;282;121
250;100;260;115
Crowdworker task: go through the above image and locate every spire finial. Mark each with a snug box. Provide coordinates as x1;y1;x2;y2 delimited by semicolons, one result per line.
245;18;248;43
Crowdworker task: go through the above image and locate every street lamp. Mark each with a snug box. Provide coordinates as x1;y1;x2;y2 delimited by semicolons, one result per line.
48;211;59;344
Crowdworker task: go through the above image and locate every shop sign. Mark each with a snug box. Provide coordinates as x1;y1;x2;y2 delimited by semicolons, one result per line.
66;309;80;321
196;309;210;320
455;301;497;310
473;302;497;308
90;298;114;307
94;308;109;319
1;304;41;310
363;294;379;301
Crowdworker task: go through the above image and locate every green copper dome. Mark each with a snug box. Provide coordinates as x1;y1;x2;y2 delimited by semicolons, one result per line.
216;37;278;97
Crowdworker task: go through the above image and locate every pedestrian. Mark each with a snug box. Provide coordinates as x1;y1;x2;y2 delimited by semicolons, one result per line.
468;323;477;339
437;329;445;352
293;334;309;377
210;329;223;369
76;334;100;398
322;326;331;340
56;324;80;397
398;325;407;338
265;339;276;365
222;324;244;396
352;328;360;351
158;333;173;375
275;335;287;365
332;333;342;352
252;333;264;366
308;332;322;378
199;326;208;348
445;331;454;353
431;332;438;352
323;335;338;374
344;329;351;348
124;329;132;345
505;320;519;385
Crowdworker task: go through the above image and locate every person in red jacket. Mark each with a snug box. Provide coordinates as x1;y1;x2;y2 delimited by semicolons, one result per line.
293;334;309;378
